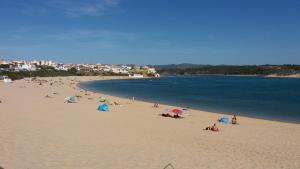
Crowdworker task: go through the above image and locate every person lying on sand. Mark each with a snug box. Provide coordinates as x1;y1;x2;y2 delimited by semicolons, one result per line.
232;115;238;124
205;123;219;132
161;112;171;117
114;101;121;105
173;114;182;118
161;113;183;119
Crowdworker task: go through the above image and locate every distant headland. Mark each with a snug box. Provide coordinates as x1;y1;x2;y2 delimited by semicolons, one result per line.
153;63;300;78
1;59;300;80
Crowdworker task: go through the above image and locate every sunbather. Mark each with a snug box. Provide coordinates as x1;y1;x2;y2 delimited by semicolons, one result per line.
173;114;182;118
161;112;171;117
205;123;219;132
232;115;238;124
114;101;121;105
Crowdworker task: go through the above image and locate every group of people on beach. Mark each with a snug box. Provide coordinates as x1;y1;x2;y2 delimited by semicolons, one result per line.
154;102;239;127
154;103;185;119
205;115;238;132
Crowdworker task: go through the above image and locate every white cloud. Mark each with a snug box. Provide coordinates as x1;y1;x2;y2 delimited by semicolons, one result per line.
45;29;137;41
18;0;122;17
24;0;122;17
16;26;39;33
5;28;138;50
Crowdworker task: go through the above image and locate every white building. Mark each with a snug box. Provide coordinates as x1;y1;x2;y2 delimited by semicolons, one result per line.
15;62;36;71
111;66;129;74
55;65;69;71
129;74;144;78
121;65;132;70
0;75;12;83
147;68;156;74
36;60;55;66
102;65;112;72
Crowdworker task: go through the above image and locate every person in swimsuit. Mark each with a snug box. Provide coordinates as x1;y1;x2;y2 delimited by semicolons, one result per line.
232;115;237;124
205;123;219;132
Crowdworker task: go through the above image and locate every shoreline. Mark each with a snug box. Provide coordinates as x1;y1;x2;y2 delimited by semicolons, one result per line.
78;77;300;125
1;76;299;169
161;74;300;78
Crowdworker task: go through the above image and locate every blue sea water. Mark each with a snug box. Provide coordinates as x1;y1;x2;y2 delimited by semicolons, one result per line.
79;76;300;123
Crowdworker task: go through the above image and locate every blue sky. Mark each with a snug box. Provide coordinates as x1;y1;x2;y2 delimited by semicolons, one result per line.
0;0;300;65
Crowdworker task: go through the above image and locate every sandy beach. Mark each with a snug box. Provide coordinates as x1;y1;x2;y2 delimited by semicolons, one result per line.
265;74;300;78
0;76;299;169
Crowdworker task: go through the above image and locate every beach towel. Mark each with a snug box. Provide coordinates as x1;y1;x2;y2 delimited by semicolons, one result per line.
218;117;229;123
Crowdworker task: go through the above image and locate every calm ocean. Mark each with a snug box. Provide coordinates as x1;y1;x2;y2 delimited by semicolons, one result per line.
79;76;300;123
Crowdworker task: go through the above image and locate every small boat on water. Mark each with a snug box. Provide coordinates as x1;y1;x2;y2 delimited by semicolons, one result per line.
0;76;12;83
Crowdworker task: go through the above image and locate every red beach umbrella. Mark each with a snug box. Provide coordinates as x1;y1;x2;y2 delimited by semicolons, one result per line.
170;108;183;115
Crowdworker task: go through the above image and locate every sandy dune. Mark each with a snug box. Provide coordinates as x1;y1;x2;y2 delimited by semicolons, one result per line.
0;76;299;169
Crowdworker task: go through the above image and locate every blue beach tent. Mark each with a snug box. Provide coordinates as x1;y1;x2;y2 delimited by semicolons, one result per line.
98;103;109;111
218;117;229;123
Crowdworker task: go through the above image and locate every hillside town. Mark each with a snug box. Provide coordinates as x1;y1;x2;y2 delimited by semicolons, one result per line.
0;58;160;78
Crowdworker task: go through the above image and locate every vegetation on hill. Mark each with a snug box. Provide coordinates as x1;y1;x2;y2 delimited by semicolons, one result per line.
155;64;300;76
2;64;300;80
0;66;127;80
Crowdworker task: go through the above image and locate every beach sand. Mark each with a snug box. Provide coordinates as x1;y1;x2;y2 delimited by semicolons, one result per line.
0;76;299;169
265;74;300;78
